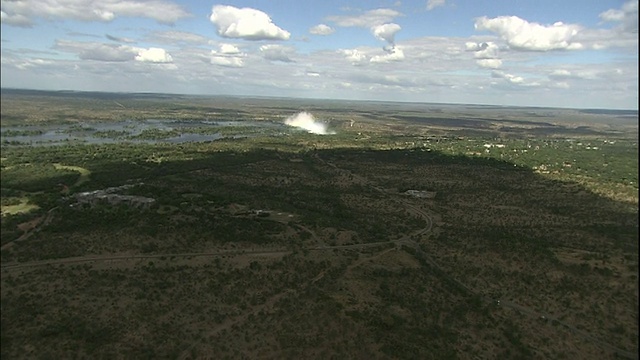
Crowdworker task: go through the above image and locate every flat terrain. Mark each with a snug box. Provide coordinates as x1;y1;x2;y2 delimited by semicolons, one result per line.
1;89;638;359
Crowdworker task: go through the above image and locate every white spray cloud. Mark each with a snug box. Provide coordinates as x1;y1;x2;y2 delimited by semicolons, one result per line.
284;112;334;135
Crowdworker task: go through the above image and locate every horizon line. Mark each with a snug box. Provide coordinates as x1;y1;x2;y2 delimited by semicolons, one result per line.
1;87;638;113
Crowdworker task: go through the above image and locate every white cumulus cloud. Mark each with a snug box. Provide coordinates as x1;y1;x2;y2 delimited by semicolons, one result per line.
309;24;335;35
219;43;241;54
260;44;295;62
476;59;502;69
54;39;137;61
326;8;402;27
466;42;502;68
372;23;401;45
0;0;190;26
475;15;582;51
284;112;334;135
0;10;31;26
466;41;500;58
549;69;572;78
210;54;244;67
370;46;405;63
135;47;172;63
599;0;638;33
11;58;54;70
506;75;523;84
427;0;446;11
341;49;368;65
209;5;290;41
210;44;245;67
491;70;541;87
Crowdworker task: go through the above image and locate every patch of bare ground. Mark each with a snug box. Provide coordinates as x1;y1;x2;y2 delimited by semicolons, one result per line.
16;216;44;232
320;227;359;246
1;211;51;250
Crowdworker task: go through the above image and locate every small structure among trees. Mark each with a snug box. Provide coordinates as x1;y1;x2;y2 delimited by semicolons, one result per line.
403;190;436;199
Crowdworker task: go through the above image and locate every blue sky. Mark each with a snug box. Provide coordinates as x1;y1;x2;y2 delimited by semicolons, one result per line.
1;0;637;109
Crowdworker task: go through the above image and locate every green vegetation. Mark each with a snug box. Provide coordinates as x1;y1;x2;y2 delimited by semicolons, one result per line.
0;198;40;215
1;89;637;359
1;129;44;137
1;163;79;193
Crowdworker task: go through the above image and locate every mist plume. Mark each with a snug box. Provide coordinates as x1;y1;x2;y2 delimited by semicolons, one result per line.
284;112;334;135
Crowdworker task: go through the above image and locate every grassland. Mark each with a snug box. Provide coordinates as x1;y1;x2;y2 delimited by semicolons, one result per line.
1;89;638;359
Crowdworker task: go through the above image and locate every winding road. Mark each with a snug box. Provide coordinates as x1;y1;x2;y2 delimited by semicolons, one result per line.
314;153;637;360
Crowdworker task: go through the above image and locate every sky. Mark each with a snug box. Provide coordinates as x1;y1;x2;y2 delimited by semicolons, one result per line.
1;0;638;109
